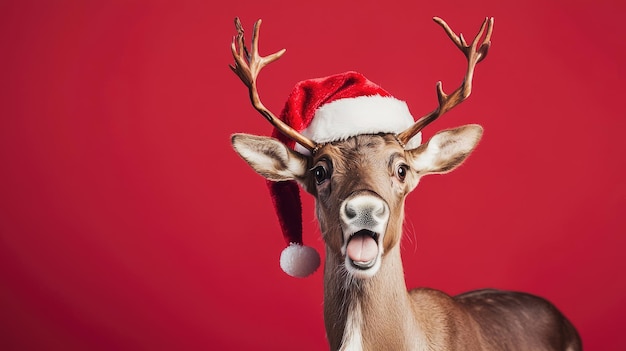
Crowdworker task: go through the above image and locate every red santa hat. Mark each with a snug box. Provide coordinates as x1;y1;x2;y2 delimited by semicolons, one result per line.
269;71;421;278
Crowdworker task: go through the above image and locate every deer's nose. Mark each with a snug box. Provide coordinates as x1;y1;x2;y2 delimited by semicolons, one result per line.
344;203;357;219
341;193;388;228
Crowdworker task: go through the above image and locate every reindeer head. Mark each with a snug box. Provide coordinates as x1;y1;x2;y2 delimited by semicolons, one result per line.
229;17;492;279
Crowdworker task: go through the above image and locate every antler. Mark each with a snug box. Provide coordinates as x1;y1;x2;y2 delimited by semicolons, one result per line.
230;18;317;151
397;17;494;146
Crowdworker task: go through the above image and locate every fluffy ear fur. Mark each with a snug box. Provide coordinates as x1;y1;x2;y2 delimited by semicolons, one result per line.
231;133;309;181
408;124;483;175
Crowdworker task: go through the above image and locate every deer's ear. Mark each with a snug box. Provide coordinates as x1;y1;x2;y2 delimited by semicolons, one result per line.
231;133;309;181
407;124;483;175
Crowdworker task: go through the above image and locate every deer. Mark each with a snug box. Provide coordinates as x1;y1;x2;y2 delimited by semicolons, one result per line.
228;16;582;351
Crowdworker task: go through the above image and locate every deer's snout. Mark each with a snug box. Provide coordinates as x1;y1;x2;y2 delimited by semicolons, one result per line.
340;192;389;232
339;191;389;278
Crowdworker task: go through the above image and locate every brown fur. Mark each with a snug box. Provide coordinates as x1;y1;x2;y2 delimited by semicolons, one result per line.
231;132;581;351
310;135;580;350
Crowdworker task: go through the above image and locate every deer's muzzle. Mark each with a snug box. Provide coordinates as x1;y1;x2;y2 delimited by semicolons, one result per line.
339;191;389;278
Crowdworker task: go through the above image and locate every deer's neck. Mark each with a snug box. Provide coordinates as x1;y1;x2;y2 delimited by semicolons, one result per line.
323;244;425;351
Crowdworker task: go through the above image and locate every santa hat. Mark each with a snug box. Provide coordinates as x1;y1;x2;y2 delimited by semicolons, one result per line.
269;71;421;278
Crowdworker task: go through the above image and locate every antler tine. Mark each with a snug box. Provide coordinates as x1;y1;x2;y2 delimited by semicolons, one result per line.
398;17;494;146
229;18;317;151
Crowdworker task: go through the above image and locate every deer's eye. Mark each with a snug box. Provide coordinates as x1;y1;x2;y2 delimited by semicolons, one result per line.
313;165;329;185
396;164;409;182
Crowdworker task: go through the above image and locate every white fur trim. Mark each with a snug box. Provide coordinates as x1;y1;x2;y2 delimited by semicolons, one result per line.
294;95;421;154
279;243;320;278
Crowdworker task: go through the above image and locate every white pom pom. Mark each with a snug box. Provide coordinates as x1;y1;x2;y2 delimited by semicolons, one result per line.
280;243;320;278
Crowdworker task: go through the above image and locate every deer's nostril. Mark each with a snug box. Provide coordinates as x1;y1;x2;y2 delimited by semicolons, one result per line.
345;203;357;219
375;203;386;217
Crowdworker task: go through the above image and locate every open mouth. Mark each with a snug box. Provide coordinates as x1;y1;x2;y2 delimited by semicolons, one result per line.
346;229;380;270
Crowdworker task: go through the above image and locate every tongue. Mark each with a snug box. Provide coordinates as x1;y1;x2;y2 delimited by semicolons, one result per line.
347;234;378;263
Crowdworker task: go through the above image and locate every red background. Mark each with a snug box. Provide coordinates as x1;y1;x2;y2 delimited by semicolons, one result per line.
1;0;624;350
